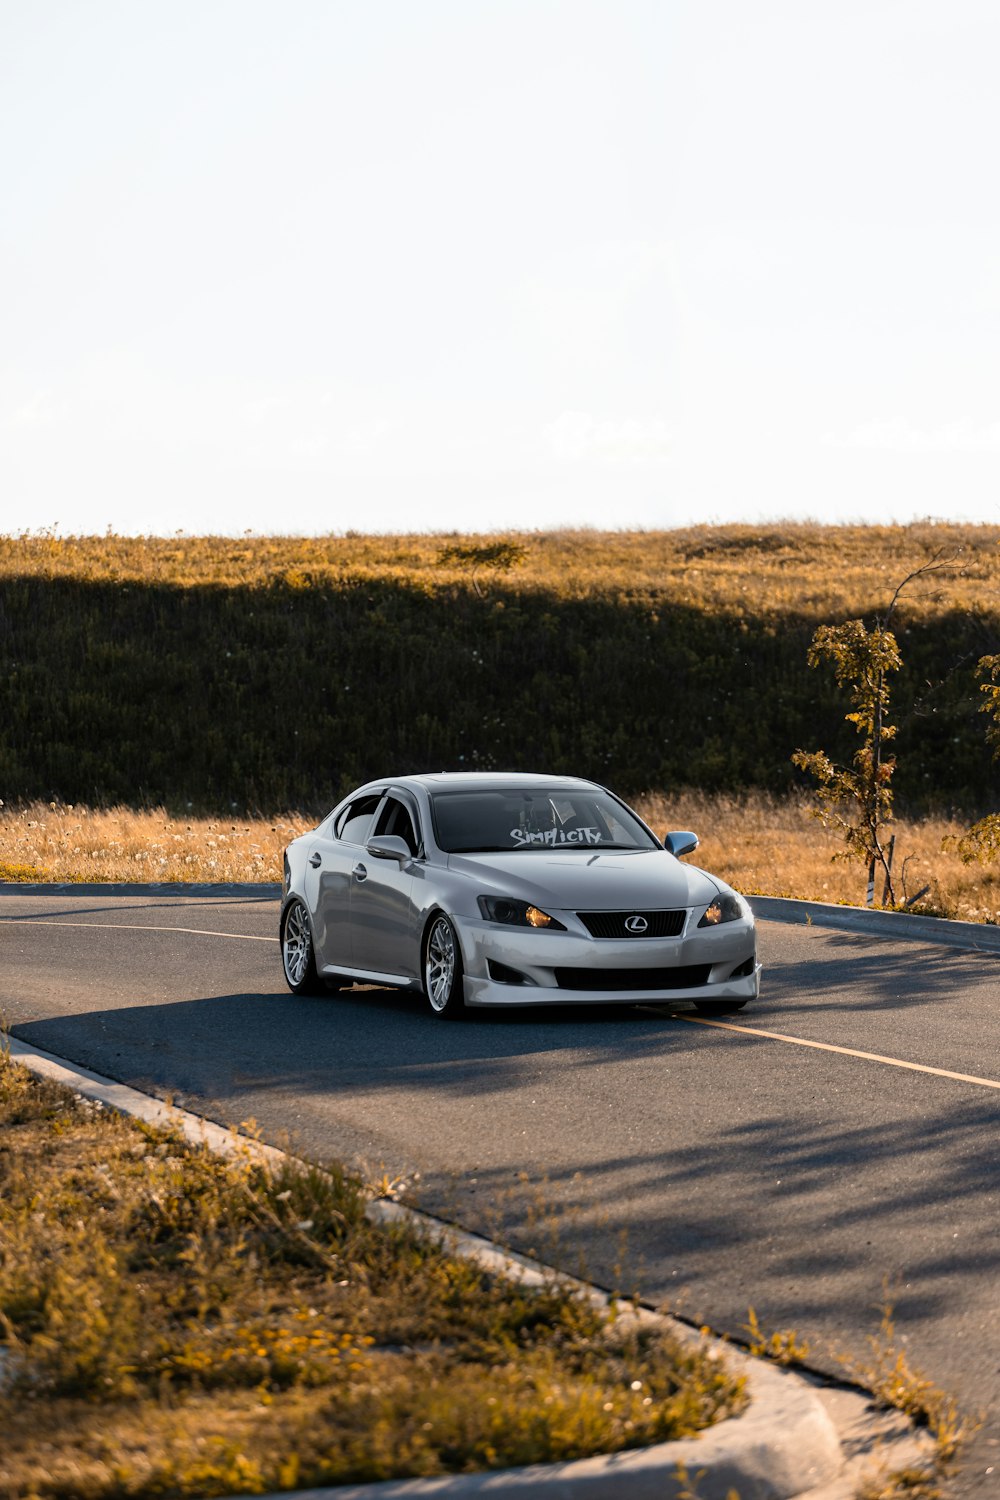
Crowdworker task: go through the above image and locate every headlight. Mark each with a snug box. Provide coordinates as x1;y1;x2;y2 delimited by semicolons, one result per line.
478;896;566;930
698;893;747;927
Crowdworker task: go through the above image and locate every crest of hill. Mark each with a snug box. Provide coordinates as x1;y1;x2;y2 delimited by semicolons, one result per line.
3;522;999;619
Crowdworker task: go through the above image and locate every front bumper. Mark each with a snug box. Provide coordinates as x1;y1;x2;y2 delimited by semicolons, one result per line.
456;917;760;1008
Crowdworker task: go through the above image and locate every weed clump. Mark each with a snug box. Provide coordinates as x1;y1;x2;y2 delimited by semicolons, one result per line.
841;1304;974;1469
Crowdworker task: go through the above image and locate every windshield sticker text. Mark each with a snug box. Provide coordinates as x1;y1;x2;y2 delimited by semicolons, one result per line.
510;825;604;846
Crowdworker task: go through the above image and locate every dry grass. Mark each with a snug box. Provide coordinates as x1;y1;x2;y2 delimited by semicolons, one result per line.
0;803;309;885
1;792;998;925
4;520;1000;617
636;790;1000;925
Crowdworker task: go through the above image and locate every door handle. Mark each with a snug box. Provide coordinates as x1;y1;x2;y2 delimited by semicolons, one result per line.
308;852;322;868
353;862;368;882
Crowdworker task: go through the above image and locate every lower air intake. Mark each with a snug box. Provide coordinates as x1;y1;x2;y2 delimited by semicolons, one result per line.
554;965;711;992
487;959;531;986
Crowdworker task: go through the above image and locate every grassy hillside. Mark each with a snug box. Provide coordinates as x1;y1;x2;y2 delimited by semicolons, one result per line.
2;523;999;813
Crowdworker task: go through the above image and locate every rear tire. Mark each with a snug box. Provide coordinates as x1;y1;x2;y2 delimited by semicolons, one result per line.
281;899;326;996
423;914;466;1019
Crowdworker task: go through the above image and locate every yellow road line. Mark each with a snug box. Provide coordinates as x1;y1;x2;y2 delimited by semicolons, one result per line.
679;1014;1000;1091
0;918;278;943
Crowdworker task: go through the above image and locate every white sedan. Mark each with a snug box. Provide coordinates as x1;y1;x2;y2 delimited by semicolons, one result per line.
281;772;760;1018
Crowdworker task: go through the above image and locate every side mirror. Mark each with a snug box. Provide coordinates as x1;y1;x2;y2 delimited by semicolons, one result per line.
664;830;699;858
366;834;412;862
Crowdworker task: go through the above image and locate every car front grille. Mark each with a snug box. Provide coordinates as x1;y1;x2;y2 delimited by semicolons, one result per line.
554;965;711;992
577;909;686;939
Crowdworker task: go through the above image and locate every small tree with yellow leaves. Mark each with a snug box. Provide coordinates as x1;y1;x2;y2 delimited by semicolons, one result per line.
792;551;959;907
792;618;902;905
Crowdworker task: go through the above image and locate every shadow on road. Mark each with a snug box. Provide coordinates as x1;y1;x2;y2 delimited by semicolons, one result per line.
15;977;1000;1327
761;928;1000;1014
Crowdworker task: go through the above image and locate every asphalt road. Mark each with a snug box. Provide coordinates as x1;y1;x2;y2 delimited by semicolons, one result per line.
2;887;999;1496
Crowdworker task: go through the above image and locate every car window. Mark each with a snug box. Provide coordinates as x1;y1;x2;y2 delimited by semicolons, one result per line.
334;794;383;846
429;788;658;853
373;795;419;855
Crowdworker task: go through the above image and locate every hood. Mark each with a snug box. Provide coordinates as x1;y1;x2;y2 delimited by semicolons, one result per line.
446;848;721;911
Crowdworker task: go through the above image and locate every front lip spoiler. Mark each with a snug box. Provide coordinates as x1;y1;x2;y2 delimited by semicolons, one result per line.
462;964;761;1008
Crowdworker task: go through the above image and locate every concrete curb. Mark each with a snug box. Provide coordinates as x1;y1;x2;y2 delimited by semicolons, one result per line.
749;894;1000;954
4;1034;846;1500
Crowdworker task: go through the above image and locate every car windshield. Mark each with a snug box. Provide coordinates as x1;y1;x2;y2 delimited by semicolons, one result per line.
429;787;659;854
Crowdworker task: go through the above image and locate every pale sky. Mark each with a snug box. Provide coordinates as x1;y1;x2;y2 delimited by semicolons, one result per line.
3;1;999;537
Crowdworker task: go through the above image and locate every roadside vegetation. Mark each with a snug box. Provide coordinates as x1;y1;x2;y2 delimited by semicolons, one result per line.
2;791;999;924
0;1051;745;1499
3;522;1000;813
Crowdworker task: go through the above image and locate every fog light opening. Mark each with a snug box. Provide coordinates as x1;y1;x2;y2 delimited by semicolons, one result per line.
488;959;533;986
728;956;756;979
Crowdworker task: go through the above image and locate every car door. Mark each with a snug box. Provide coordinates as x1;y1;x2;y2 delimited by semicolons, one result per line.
306;793;383;971
349;793;421;979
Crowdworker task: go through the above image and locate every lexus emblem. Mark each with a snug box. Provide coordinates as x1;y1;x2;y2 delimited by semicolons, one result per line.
624;914;648;934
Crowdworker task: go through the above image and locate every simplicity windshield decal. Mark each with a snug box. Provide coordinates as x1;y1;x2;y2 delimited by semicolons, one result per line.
510;826;604;846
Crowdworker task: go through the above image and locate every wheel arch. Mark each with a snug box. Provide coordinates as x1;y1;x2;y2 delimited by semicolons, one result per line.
420;907;470;1013
280;890;316;935
420;904;473;971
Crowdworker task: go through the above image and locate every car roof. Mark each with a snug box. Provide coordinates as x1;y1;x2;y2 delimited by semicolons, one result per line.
384;771;603;794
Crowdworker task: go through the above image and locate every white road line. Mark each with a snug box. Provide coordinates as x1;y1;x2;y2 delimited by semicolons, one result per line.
0;918;278;943
680;1014;1000;1091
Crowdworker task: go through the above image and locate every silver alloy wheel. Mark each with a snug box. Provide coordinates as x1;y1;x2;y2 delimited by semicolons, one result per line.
425;915;457;1012
283;900;312;987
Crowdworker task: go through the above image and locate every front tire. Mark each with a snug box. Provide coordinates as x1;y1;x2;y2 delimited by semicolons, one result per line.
423;914;466;1019
281;899;325;996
